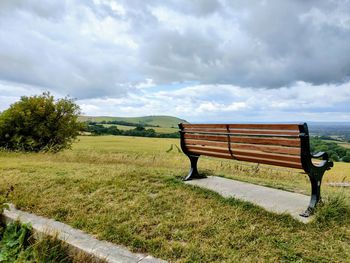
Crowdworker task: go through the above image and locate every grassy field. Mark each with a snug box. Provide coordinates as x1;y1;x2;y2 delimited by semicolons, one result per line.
338;142;350;149
322;139;350;149
79;115;187;128
1;136;349;262
103;124;178;134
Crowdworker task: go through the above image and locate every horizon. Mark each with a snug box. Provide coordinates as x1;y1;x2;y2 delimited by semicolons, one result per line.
80;115;350;125
1;1;350;122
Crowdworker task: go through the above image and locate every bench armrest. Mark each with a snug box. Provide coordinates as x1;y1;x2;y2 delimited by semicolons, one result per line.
311;152;334;170
311;151;328;160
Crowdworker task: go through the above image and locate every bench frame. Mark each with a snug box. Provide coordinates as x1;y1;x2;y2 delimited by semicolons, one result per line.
179;123;333;217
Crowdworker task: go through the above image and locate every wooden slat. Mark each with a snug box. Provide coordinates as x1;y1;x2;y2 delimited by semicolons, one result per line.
231;143;300;155
233;150;301;163
184;139;301;155
184;133;228;142
187;145;301;163
183;129;300;137
184;139;228;148
183;128;227;133
230;124;300;130
182;124;228;129
187;150;233;159
182;123;301;130
184;133;300;147
235;155;302;169
230;136;300;147
185;149;302;169
187;146;231;155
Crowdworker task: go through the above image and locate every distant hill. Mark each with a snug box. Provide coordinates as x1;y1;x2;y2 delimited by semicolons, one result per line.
78;115;188;128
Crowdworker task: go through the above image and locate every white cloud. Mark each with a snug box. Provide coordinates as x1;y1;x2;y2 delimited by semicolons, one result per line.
76;81;350;122
135;79;155;89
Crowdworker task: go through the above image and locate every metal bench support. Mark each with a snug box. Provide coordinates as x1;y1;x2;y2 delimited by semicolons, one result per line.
178;123;205;181
299;124;333;217
184;155;205;181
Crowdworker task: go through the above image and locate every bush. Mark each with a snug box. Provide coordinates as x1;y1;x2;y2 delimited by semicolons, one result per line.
342;155;350;162
310;137;350;162
0;92;82;152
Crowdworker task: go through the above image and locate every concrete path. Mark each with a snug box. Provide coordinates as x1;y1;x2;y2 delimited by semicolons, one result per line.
2;205;166;263
185;176;312;223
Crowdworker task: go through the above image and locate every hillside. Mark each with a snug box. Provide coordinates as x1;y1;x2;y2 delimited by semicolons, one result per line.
79;115;188;128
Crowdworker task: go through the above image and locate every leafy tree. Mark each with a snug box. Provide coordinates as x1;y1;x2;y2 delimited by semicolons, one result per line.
310;137;350;162
0;92;82;152
330;154;339;162
342;155;350;163
135;125;145;131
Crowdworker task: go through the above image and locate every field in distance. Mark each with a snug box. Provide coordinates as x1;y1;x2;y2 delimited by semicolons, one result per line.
79;115;188;128
335;141;350;149
1;135;349;262
103;124;179;134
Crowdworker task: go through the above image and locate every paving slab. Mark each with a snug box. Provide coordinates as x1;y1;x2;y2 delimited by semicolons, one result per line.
185;176;312;223
2;204;166;263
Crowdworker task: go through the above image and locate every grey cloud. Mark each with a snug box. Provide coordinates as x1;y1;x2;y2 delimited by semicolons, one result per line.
0;0;350;100
140;0;350;87
164;0;222;17
0;0;137;99
0;0;67;20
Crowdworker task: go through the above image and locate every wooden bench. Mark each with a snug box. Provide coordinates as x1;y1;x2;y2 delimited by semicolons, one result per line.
178;123;333;217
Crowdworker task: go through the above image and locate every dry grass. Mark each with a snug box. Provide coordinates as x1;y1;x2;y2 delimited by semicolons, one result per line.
0;136;349;262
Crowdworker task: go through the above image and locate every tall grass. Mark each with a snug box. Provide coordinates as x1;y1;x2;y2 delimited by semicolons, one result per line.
315;193;350;225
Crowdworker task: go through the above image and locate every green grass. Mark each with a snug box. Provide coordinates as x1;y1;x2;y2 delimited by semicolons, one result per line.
1;136;350;262
0;221;98;263
78;115;187;128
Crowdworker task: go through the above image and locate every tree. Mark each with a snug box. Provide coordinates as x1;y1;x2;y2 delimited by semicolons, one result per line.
342;155;350;163
0;92;82;152
330;154;339;162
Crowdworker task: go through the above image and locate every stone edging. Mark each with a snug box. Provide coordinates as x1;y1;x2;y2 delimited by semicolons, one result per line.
1;204;166;263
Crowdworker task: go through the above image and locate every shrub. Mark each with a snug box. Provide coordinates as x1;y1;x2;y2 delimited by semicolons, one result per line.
0;92;82;152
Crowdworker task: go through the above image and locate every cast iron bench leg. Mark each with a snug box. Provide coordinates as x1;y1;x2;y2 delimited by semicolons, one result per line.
183;155;205;181
300;171;323;217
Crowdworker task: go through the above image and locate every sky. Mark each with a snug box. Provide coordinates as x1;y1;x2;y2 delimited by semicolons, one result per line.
1;0;350;123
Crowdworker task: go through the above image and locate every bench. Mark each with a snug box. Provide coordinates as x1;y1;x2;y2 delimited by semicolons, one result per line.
178;123;333;217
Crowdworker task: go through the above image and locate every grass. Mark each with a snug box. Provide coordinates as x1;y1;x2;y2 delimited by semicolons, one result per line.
78;115;187;128
322;139;350;149
0;221;99;263
0;136;350;262
338;142;350;149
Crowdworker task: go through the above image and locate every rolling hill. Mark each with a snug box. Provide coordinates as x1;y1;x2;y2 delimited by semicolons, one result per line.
78;115;188;128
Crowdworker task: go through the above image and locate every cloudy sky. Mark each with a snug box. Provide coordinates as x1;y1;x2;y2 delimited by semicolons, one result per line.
1;0;350;122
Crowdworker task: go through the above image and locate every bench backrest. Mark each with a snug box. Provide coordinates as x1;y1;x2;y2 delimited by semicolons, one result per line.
179;123;310;170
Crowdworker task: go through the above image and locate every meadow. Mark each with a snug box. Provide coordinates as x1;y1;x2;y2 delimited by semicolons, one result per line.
103;124;178;134
0;136;349;262
79;115;186;128
337;142;350;149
